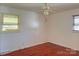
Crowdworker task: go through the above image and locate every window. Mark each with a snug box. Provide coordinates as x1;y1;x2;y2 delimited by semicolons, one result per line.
1;14;19;32
73;15;79;31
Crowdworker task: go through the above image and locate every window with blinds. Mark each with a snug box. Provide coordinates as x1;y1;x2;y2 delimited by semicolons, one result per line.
73;15;79;31
1;14;19;32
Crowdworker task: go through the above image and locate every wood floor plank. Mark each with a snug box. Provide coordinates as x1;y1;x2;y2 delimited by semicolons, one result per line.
3;42;79;56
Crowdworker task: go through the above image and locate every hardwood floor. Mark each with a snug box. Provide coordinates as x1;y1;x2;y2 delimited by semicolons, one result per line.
3;42;79;56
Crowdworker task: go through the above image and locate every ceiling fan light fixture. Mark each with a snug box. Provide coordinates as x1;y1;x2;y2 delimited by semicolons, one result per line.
42;3;51;16
43;10;50;16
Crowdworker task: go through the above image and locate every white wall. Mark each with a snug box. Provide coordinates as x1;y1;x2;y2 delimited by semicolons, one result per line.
0;5;79;55
48;9;79;50
0;6;46;54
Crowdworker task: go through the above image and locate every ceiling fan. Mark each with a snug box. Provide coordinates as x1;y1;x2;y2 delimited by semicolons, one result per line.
39;3;56;22
40;3;56;16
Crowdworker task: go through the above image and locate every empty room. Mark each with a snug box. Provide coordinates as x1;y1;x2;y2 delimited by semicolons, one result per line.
0;3;79;56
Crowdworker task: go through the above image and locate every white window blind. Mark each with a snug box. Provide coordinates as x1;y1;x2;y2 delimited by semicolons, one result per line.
73;15;79;31
0;14;19;32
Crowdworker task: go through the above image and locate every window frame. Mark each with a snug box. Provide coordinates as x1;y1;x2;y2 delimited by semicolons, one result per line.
0;13;20;32
73;15;79;32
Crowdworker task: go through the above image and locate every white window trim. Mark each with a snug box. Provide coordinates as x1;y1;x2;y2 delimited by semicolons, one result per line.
73;15;79;31
0;13;19;32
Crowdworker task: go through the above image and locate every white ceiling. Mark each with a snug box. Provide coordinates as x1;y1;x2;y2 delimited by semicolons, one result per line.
1;3;79;13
